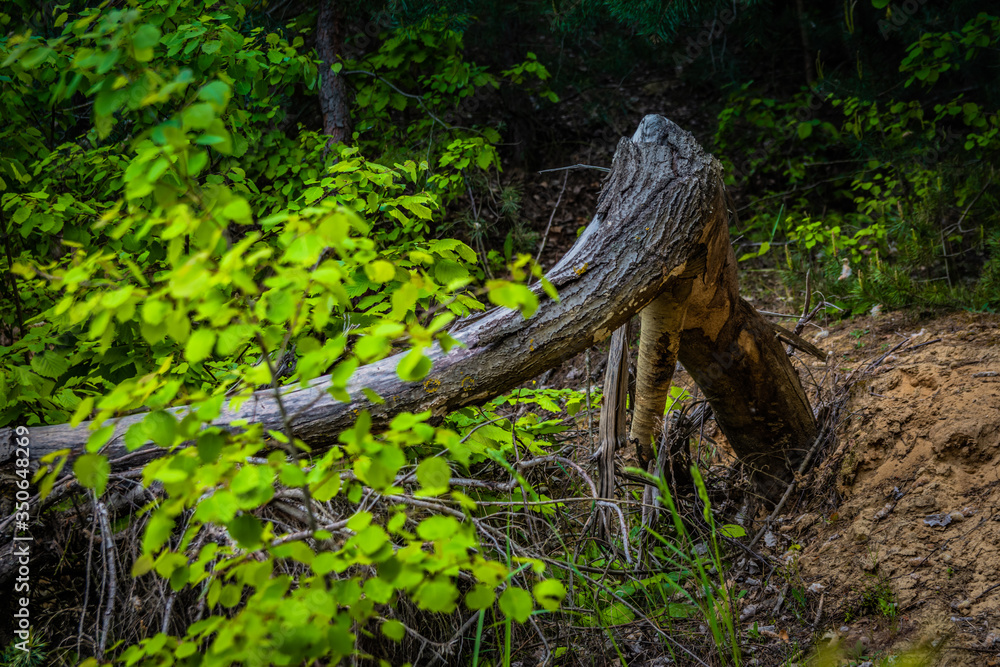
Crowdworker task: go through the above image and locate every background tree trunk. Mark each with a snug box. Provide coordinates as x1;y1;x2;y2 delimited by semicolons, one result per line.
317;0;352;147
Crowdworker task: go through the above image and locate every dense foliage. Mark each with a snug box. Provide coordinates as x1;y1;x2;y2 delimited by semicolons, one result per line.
1;0;997;665
0;1;569;664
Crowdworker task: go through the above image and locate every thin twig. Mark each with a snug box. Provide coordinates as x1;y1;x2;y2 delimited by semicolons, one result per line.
907;337;941;352
869;338;910;370
813;591;825;627
340;69;481;136
596;500;633;564
749;422;831;549
584;349;594;451
945;170;992;235
531;171;569;283
519;455;599;498
95;500;117;661
735;176;850;213
254;331;318;533
76;499;98;657
529;615;552;666
537;163;610;174
973;581;1000;602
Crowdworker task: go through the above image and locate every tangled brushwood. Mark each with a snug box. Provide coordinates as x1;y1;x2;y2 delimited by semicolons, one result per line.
2;295;899;666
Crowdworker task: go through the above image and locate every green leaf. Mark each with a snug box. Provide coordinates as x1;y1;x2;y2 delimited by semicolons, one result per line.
415;580;459;613
219;583;242;608
85;425;115;453
30;351;69;378
222;197;252;221
600;601;635;625
348;511;373;532
197;431;224;463
487;282;538;318
396;348;432;382
416;457;450;495
124;421;148;452
198;81;231;111
263;289;295;323
312;471;342;502
355;335;389;362
719;524;746;538
666;602;695;618
169;564;190;591
143;511;175;553
73;453;110;497
182;103;215;130
434;259;470;286
133;24;162;49
194;490;237;523
465;584;495;610
475;149;493;170
797;122;813;140
499;587;533;622
279;463;306;487
361;387;385;404
185;328;216;363
13;206;31;225
381;620;405;642
532;579;566;611
131;554;154;577
417;515;459;540
400;199;433;219
355;524;389;556
364;260;396;283
228;514;263;549
303;186;325;203
231;464;264;495
144;411;177;447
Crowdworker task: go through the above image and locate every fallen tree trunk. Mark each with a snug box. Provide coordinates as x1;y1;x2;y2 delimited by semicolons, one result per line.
1;115;817;502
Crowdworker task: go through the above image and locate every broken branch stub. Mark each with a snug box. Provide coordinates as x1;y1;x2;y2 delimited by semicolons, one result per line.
2;115;816;503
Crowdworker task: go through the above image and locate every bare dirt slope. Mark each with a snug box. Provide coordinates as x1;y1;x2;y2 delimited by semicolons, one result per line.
793;311;1000;665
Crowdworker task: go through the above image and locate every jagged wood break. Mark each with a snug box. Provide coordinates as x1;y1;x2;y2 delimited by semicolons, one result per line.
1;115;817;502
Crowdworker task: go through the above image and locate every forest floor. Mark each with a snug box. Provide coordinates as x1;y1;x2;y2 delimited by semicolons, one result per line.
787;310;1000;667
536;307;999;667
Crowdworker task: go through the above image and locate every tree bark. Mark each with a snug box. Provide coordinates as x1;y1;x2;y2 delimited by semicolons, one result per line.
317;0;352;147
674;194;817;500
1;115;818;503
794;0;816;87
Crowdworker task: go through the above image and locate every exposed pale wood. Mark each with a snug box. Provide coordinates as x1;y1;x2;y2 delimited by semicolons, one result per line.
629;290;689;469
594;322;631;535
